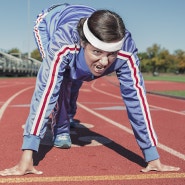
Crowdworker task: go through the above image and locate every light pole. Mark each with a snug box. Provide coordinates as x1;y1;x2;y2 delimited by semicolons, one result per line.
27;0;30;58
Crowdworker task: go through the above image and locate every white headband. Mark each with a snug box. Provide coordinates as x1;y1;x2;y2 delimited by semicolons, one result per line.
83;19;124;52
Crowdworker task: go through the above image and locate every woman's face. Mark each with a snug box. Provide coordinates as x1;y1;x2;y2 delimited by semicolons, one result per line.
83;44;118;76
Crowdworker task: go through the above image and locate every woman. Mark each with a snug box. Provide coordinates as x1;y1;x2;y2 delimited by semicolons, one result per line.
0;3;179;176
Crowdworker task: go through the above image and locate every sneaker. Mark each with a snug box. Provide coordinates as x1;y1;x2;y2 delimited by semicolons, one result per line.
53;133;71;149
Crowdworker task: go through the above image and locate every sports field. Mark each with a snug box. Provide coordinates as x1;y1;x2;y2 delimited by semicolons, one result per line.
0;76;184;184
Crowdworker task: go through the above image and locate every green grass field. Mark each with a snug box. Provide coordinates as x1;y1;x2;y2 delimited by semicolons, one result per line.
143;73;185;98
143;73;185;82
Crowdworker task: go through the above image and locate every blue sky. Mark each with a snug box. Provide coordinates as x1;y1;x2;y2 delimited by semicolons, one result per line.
0;0;185;54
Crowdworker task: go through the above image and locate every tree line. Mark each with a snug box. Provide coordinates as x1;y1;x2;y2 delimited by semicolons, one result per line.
7;43;185;74
138;44;185;74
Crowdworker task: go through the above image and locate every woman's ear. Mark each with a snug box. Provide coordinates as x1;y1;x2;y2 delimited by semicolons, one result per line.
80;40;85;48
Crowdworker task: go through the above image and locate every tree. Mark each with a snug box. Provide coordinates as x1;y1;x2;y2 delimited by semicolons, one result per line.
146;44;161;73
157;49;173;72
174;50;185;73
138;52;151;72
31;49;42;61
8;48;21;55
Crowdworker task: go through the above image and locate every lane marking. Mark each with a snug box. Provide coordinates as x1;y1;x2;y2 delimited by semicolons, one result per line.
94;106;126;110
0;86;34;121
79;88;91;92
77;136;112;146
77;102;133;134
11;104;30;107
93;105;158;111
91;80;185;116
0;173;184;183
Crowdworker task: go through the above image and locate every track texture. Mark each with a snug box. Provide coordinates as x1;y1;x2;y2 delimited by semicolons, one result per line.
0;76;184;184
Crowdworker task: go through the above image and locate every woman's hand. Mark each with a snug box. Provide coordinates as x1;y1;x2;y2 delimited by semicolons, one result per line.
0;150;43;176
141;159;180;172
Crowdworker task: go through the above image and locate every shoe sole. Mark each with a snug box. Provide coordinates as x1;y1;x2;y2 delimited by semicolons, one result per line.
54;144;71;149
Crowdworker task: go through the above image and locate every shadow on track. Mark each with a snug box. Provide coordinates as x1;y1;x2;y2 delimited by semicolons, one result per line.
33;119;147;168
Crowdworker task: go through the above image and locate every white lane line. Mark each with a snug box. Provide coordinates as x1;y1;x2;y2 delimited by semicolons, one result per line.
77;102;185;161
0;86;34;121
91;80;185;116
77;102;133;135
149;105;185;115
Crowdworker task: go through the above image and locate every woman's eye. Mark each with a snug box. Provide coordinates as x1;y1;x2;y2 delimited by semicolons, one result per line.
109;52;117;56
93;50;101;55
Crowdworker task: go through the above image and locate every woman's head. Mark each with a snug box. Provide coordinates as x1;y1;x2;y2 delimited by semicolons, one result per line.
77;9;125;49
77;10;125;76
87;10;125;43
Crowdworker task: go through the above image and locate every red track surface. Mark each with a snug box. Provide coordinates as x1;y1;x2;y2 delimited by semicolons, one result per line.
0;76;185;185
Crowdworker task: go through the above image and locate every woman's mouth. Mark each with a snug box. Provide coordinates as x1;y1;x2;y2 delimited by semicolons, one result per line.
94;64;105;73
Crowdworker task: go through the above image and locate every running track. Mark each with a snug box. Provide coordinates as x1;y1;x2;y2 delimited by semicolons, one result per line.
0;76;184;185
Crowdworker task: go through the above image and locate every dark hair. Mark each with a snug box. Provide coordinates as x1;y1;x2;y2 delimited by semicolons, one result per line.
77;10;125;44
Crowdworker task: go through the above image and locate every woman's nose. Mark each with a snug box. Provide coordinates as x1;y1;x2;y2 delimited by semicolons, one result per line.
99;57;108;66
